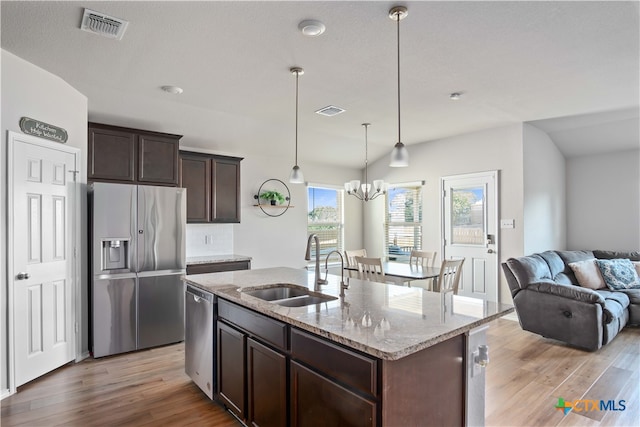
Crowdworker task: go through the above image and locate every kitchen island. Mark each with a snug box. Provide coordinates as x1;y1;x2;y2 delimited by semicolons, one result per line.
183;267;513;427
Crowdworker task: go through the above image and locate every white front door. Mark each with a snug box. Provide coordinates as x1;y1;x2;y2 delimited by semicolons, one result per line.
442;171;499;302
9;132;78;387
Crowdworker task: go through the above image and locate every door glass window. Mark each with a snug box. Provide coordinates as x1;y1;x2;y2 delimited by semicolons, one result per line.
307;186;344;263
451;186;485;245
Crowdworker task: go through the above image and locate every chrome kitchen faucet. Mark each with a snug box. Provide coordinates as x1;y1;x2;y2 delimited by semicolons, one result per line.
305;234;327;291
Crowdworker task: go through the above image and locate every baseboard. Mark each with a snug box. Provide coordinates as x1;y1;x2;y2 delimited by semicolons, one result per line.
502;312;519;322
1;388;14;400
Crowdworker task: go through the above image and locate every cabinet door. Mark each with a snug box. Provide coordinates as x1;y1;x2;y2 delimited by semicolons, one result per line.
248;338;287;427
290;361;376;427
88;126;136;182
138;133;179;185
212;157;241;223
217;321;246;420
179;154;212;222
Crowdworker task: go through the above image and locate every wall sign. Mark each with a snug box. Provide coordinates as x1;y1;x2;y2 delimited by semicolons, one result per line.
19;117;68;143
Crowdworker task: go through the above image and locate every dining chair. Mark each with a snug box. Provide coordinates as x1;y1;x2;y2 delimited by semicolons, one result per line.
433;258;465;294
354;256;386;283
409;250;437;268
344;249;367;267
407;250;437;289
344;249;367;278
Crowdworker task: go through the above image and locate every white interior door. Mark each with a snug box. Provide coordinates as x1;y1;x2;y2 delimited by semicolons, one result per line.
9;132;78;387
442;171;499;302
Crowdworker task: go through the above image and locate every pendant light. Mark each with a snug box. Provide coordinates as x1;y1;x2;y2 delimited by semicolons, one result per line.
289;66;305;184
389;6;409;167
345;123;386;201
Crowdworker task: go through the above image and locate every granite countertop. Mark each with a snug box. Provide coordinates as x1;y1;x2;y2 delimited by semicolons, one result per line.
186;254;252;265
182;267;514;361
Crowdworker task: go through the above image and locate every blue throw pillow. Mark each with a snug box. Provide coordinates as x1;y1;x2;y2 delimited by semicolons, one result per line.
595;259;640;290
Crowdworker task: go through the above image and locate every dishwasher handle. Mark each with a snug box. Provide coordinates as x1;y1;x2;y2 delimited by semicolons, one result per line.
186;285;213;304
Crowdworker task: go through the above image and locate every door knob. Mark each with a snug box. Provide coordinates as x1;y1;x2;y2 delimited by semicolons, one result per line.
487;249;495;254
16;272;30;280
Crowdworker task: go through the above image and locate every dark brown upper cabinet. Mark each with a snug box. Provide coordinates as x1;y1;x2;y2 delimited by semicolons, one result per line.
88;122;181;186
179;151;242;223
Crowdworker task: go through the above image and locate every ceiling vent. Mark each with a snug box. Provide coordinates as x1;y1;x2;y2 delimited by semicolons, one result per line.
80;9;129;40
315;105;346;117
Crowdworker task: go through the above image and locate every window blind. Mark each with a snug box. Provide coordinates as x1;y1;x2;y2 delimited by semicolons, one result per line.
385;185;422;262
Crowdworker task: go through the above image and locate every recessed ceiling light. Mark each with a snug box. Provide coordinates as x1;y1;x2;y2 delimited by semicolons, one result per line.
161;85;183;95
298;20;326;37
449;92;462;100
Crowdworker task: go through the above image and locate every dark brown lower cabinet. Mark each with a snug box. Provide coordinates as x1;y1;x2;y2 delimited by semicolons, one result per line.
248;338;287;427
290;361;376;427
216;314;287;427
217;321;246;419
214;300;466;427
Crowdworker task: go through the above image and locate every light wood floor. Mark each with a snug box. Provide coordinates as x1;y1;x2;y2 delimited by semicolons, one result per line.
485;319;639;427
2;319;638;426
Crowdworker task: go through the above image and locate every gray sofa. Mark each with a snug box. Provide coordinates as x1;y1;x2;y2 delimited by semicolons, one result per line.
502;250;640;351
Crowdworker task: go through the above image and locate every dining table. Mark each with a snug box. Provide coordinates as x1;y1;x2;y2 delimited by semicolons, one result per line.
345;260;440;285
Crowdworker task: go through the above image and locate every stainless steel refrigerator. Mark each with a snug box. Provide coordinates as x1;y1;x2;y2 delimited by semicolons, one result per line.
90;182;186;358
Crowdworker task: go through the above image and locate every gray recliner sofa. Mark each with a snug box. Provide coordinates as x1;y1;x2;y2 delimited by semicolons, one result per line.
502;250;640;351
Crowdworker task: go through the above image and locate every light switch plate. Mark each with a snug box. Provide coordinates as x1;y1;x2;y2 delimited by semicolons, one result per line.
500;219;515;229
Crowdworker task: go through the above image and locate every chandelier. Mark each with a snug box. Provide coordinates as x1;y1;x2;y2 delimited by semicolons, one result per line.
344;123;386;201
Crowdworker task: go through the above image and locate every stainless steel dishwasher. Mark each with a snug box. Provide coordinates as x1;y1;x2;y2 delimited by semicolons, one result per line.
185;285;215;399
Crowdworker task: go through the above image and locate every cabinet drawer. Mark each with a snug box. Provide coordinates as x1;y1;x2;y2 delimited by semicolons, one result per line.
186;261;250;275
291;328;377;397
218;299;287;351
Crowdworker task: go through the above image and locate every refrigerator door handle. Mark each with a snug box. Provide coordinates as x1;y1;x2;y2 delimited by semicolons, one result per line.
95;272;138;281
137;269;185;278
130;186;138;272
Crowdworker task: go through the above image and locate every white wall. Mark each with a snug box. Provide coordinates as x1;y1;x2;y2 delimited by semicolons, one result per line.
567;149;640;251
363;124;525;304
1;49;88;393
523;124;567;253
234;154;362;269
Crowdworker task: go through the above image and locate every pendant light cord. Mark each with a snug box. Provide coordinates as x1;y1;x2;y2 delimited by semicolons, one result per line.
396;11;401;145
295;70;299;166
364;123;369;197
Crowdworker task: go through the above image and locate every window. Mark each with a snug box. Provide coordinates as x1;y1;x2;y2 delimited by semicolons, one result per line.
451;186;485;245
385;184;422;262
307;186;344;263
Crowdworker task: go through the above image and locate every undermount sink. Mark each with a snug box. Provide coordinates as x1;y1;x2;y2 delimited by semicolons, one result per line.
242;284;337;307
243;285;309;301
275;294;337;307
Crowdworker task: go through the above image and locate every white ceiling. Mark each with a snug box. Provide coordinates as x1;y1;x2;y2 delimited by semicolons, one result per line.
2;1;639;168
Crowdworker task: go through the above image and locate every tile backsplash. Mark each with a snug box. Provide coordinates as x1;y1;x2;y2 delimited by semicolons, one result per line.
186;224;233;256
